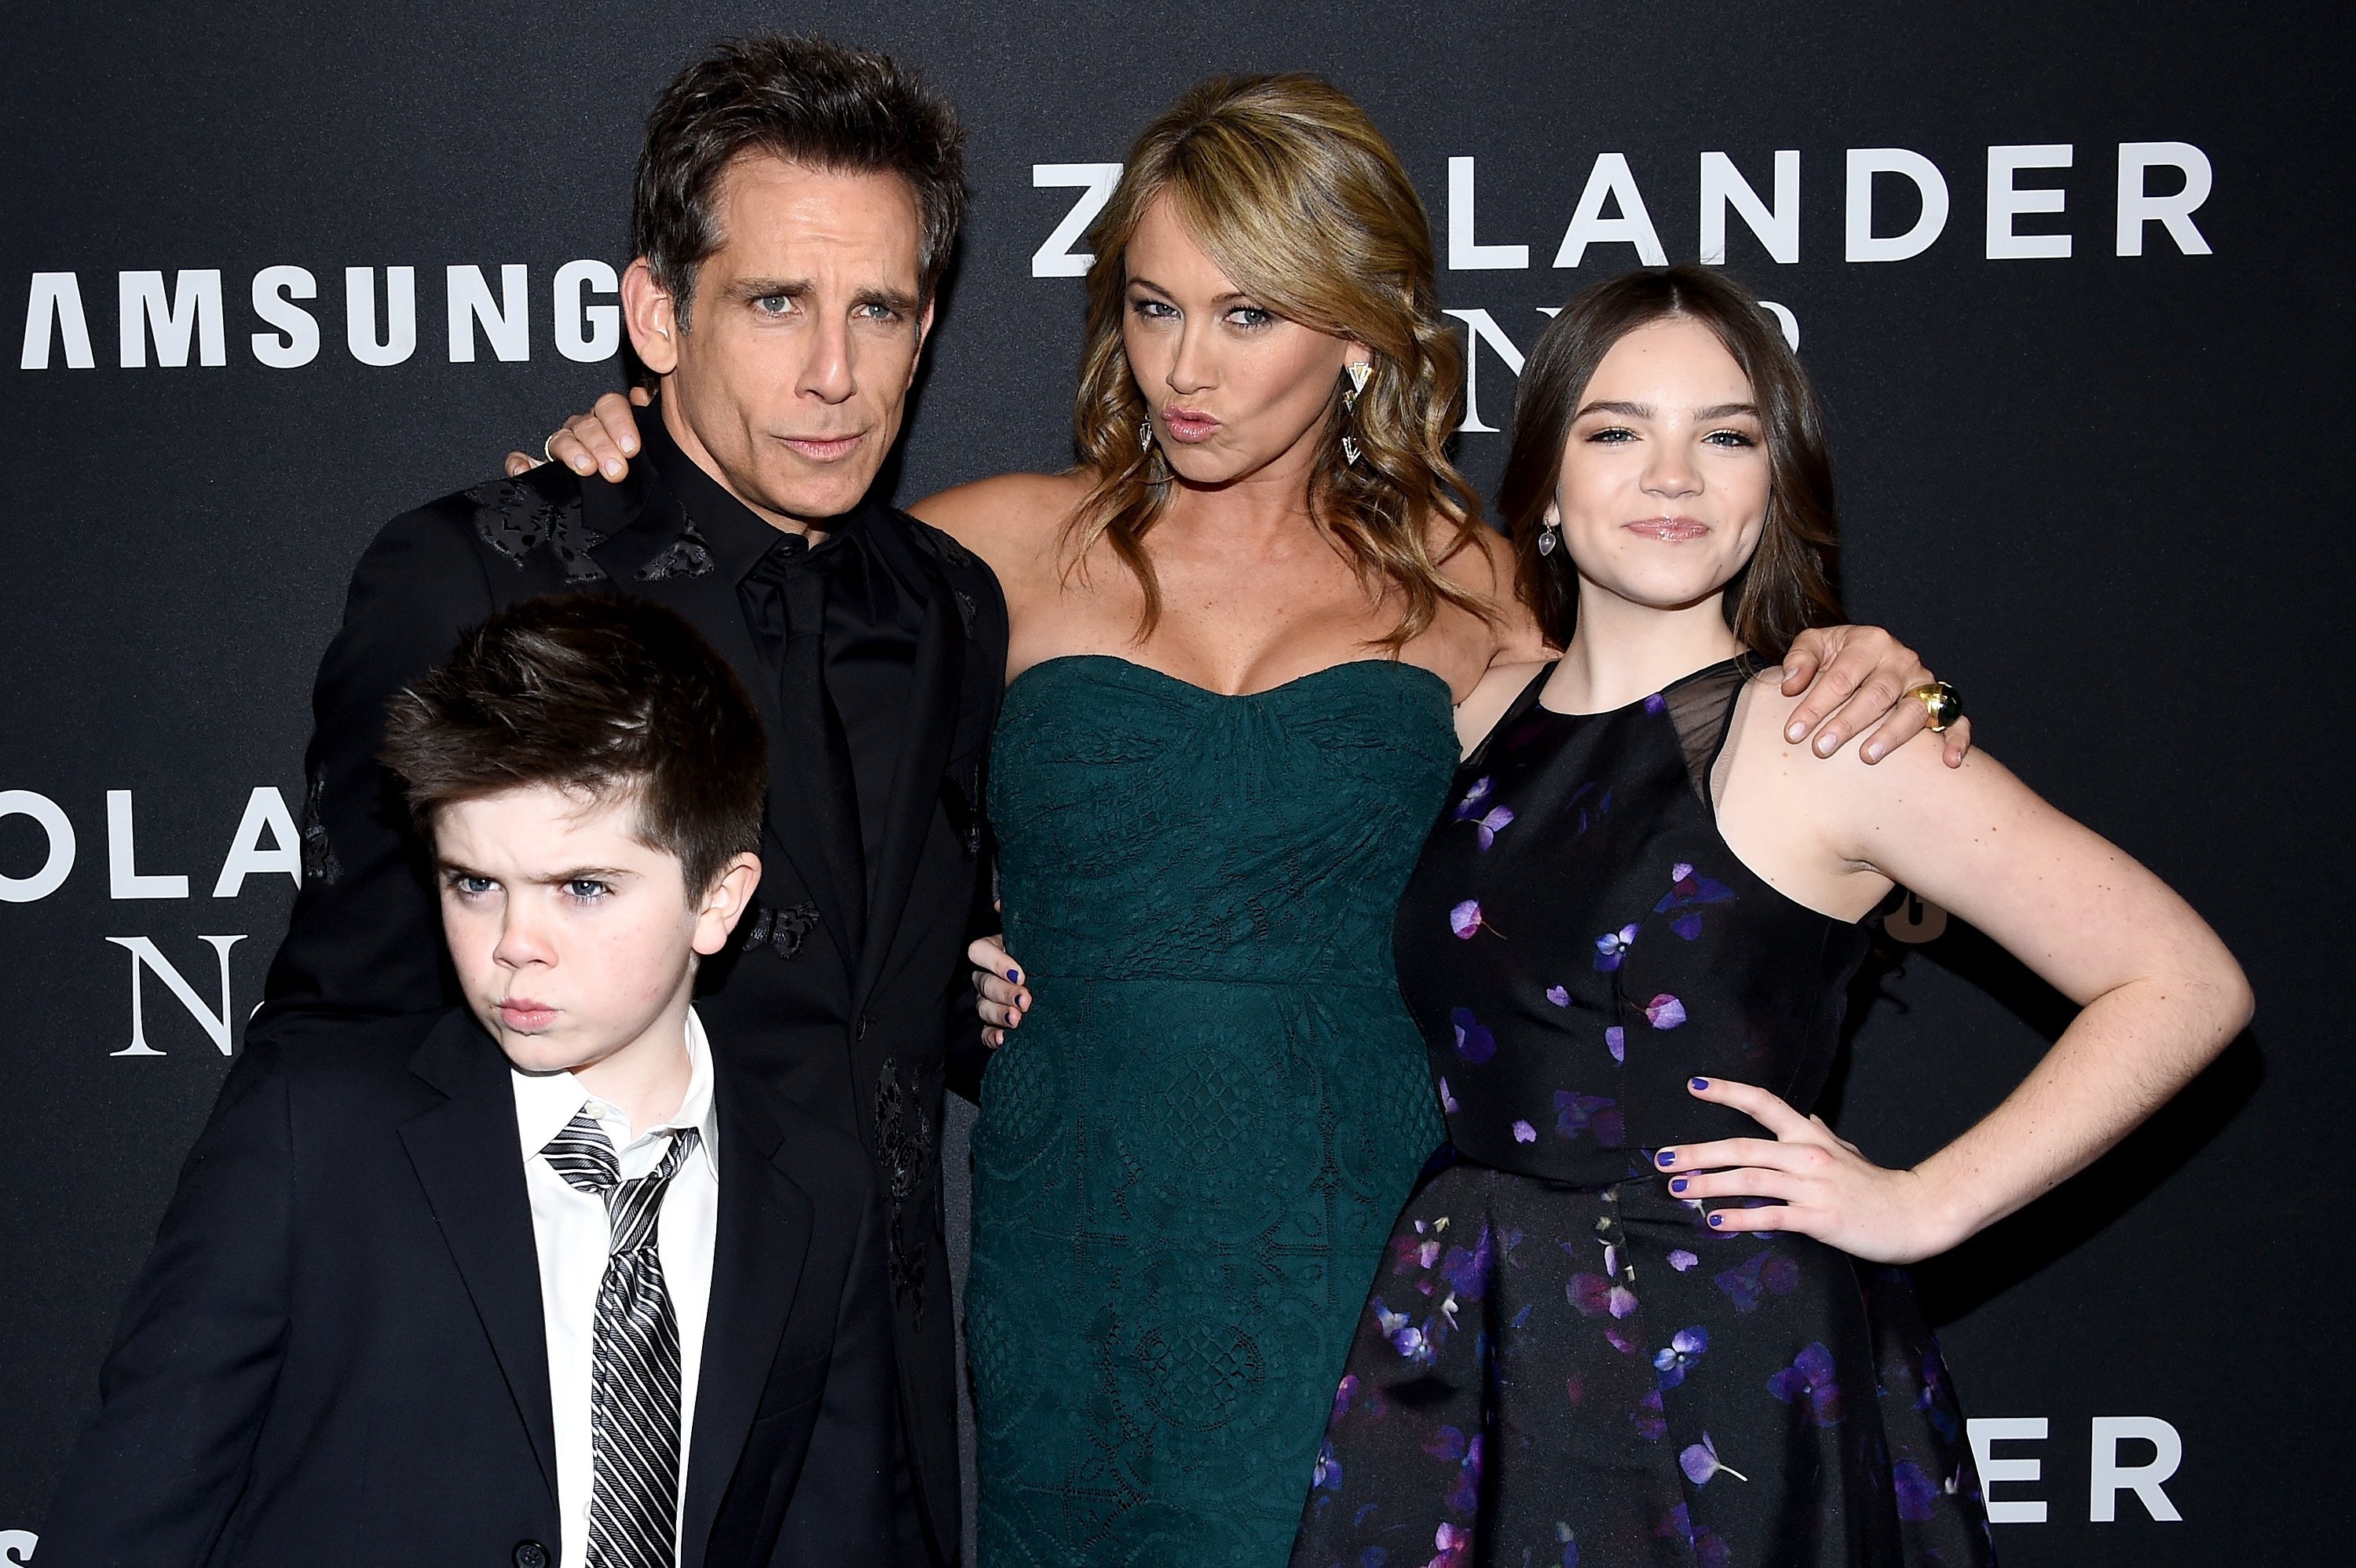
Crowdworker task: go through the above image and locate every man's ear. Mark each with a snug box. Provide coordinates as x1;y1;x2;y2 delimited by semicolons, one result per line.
908;297;938;383
624;257;682;376
690;851;763;956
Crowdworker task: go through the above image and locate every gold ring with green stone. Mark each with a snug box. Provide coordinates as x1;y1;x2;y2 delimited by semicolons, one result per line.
1906;681;1963;733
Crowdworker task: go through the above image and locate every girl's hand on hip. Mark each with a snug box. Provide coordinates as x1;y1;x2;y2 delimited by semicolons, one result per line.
1652;1076;1960;1265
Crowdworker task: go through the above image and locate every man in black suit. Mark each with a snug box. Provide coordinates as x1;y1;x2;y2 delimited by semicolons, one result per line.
244;37;1001;1566
41;594;894;1567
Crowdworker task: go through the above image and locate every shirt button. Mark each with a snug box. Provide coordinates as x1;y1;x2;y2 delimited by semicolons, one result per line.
512;1542;549;1568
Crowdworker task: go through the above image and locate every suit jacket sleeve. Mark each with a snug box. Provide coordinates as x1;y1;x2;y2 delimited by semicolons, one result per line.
770;1176;897;1567
251;506;496;1045
942;539;1011;1108
38;1044;296;1566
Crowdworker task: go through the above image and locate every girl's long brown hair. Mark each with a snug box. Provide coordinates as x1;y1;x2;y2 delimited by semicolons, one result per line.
1496;265;1845;660
1066;74;1491;649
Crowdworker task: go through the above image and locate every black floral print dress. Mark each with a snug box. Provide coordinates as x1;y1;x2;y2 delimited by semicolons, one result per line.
1293;660;1993;1568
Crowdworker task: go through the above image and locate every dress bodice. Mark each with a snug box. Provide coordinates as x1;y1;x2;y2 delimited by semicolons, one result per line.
1393;659;1873;1182
991;655;1462;991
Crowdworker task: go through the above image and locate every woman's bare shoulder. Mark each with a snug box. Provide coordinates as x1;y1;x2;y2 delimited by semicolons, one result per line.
1430;518;1549;662
1432;516;1515;595
1454;656;1553;758
911;470;1092;548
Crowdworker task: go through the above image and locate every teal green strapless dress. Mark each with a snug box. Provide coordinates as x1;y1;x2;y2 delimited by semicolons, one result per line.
968;655;1456;1566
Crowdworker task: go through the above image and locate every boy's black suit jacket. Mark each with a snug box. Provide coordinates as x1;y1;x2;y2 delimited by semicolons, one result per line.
242;455;1008;1560
38;1007;894;1568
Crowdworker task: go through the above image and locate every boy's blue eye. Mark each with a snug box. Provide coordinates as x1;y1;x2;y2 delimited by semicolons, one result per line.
565;879;611;901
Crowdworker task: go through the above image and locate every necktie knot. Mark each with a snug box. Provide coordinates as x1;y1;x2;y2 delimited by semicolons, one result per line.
544;1111;701;1257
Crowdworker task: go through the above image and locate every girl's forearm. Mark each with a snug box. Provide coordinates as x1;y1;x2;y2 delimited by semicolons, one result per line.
1911;967;2249;1250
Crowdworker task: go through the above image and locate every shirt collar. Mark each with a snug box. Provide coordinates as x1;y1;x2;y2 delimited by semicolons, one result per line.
636;394;874;585
510;1007;720;1179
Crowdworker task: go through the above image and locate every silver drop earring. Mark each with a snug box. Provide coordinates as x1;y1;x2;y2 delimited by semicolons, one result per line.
1139;415;1154;452
1538;517;1560;556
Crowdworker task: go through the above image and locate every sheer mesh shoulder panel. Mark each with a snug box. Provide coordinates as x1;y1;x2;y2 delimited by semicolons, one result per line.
1662;656;1761;810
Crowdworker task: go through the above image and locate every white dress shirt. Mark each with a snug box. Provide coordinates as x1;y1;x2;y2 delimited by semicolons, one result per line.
513;1009;720;1568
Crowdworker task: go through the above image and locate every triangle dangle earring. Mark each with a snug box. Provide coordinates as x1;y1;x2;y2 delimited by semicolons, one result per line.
1340;360;1373;466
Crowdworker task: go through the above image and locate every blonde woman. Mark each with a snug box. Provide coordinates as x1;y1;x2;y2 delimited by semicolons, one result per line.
527;75;1952;1564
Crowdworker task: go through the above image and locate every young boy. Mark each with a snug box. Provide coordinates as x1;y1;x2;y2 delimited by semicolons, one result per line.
38;594;895;1568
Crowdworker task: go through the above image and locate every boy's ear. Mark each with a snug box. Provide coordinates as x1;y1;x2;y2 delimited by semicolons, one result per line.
690;852;763;957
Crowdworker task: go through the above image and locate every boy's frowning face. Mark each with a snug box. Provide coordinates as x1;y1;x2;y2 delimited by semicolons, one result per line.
432;784;755;1077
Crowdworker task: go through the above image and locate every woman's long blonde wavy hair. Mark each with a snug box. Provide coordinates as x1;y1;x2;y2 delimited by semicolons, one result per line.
1066;74;1492;649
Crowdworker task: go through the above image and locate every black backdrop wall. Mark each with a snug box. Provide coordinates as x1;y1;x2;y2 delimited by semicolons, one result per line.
2;3;2347;1563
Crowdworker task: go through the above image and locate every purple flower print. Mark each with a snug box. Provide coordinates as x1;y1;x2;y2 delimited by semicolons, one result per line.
1554;1091;1624;1144
1655;861;1736;940
1392;1230;1440;1274
1312;1440;1341;1490
1450;900;1484;939
1767;1342;1845;1427
1439;1076;1459;1113
1593;924;1637;970
1668;1248;1699;1272
1567;1270;1638;1321
1419;1425;1483;1515
1915;1344;1962;1442
1374;1301;1435;1365
1451;1007;1498;1062
1438;1227;1492;1300
1893;1461;1940;1522
1546;984;1570;1007
1451;777;1495;820
1644;994;1687;1030
1513;1120;1537;1143
1659;1504;1730;1568
1679;1432;1751;1486
1431;1519;1473;1568
1554;1521;1580;1567
1331;1372;1358;1422
1469;804;1516;850
1604;1025;1626;1062
1631;1388;1666;1442
1652;1325;1710;1389
1643;693;1668;715
1713;1248;1801;1312
1604;1322;1644;1357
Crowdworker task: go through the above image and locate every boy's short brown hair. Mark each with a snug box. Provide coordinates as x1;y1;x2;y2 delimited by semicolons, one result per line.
382;593;766;896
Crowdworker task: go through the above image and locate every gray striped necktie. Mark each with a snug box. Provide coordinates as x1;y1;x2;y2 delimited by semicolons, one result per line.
544;1110;701;1568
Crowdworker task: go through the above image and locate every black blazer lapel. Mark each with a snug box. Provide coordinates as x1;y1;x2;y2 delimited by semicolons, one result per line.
396;1011;559;1504
679;1065;814;1566
592;488;857;971
854;520;968;1010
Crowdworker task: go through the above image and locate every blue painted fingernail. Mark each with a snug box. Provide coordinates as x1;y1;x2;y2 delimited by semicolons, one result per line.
1656;1150;1676;1168
1670;1178;1687;1194
1707;1212;1724;1227
1007;968;1021;982
1689;1077;1710;1091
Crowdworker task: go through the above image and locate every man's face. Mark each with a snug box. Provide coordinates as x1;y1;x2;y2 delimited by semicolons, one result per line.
627;154;934;529
433;784;752;1077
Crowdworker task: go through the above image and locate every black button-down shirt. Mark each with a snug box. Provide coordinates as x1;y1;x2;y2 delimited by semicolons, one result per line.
636;408;923;887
